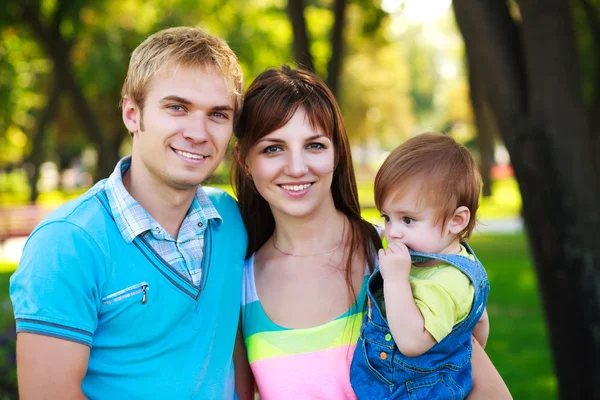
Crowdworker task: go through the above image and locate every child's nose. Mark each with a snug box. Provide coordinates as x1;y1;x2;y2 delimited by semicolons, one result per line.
387;224;404;240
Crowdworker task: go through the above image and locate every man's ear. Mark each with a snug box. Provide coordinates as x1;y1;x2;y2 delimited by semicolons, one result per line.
122;95;141;135
447;206;470;235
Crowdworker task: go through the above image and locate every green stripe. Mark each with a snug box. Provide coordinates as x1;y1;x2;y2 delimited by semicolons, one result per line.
246;312;364;363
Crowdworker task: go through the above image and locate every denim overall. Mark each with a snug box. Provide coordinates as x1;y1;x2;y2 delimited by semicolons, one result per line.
350;243;489;400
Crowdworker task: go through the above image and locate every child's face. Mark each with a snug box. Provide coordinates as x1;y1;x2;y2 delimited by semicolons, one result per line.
380;187;460;255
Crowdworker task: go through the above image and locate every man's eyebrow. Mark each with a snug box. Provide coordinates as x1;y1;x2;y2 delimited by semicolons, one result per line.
159;95;193;105
212;105;234;112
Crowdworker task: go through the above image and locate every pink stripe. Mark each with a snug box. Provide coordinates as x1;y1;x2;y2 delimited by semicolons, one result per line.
251;344;358;400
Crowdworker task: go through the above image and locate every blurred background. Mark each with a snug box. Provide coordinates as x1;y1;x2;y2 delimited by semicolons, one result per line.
2;0;600;398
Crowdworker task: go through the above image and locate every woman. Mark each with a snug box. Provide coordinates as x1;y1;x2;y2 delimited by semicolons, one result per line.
232;66;511;399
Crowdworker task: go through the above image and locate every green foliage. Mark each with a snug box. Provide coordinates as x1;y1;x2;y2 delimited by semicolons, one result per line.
0;270;17;399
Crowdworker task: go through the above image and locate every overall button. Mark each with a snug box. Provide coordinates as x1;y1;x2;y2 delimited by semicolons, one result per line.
385;333;392;342
380;352;388;360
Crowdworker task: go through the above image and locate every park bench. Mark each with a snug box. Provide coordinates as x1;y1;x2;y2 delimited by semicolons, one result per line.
0;206;52;243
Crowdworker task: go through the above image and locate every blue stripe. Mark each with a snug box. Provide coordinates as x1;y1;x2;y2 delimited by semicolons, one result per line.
16;327;92;347
16;318;93;337
133;240;198;299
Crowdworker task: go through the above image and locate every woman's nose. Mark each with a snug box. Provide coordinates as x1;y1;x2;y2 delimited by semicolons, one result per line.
284;150;308;177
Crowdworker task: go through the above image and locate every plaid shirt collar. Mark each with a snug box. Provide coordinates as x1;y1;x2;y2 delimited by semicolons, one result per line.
105;156;221;244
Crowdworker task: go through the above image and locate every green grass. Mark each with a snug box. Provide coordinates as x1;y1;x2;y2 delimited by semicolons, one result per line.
469;233;556;399
0;233;554;398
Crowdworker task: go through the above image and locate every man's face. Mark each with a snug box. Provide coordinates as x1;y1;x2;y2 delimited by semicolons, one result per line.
123;65;234;191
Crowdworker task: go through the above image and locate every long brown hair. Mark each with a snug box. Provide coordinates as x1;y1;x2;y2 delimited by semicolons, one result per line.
232;65;381;305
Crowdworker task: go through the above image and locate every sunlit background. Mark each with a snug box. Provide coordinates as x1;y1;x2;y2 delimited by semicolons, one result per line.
6;0;599;397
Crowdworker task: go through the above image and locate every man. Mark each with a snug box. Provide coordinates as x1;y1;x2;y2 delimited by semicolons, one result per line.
10;27;247;399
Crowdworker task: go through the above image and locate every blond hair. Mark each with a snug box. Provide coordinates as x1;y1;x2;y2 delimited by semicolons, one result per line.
374;132;482;239
122;26;243;117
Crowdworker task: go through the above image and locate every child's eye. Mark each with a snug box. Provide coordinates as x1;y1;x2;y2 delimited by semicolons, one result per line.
403;217;415;225
381;214;390;223
263;145;282;154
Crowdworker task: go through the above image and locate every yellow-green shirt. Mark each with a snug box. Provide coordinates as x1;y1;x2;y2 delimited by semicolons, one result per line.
374;245;475;343
409;245;474;342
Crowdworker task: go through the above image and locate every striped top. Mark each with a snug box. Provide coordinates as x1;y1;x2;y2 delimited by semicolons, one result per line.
241;254;368;400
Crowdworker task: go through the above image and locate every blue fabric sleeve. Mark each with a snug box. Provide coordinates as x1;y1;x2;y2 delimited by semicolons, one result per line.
10;220;106;347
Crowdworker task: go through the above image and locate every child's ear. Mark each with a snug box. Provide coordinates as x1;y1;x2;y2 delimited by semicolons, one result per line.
447;206;470;235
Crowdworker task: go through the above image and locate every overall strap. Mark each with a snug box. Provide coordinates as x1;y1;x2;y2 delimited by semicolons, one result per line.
409;244;489;333
409;244;487;290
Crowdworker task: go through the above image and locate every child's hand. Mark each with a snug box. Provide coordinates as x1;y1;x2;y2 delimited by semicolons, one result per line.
378;240;412;282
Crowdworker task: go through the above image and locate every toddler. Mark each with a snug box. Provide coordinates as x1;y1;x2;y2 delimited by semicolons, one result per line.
350;133;490;399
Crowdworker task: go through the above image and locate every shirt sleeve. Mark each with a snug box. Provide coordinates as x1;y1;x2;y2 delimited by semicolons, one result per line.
409;266;475;343
10;220;106;347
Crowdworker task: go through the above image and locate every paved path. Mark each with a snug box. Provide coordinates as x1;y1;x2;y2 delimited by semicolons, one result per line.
0;218;524;266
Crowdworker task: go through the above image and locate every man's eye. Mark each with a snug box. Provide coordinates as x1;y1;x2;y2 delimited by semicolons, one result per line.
403;217;415;225
168;105;185;112
263;145;282;154
212;112;228;119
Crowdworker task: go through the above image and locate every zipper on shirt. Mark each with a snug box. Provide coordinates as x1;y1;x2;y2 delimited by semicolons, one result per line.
141;284;148;304
101;281;150;305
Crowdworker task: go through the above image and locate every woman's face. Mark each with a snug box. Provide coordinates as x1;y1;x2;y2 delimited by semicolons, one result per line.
245;107;336;220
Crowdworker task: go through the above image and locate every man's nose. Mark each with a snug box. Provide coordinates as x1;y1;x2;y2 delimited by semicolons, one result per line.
182;115;210;143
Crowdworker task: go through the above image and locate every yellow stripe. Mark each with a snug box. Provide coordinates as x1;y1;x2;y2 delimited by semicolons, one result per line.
246;312;364;363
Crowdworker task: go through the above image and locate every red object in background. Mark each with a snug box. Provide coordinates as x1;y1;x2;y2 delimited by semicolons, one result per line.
490;164;514;180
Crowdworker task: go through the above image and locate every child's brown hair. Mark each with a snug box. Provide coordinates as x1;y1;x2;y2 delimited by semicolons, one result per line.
374;132;482;239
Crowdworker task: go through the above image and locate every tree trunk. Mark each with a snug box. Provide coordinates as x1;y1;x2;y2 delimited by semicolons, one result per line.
578;0;600;169
21;2;114;181
466;52;494;197
454;0;600;397
27;82;60;203
287;0;315;71
326;0;348;98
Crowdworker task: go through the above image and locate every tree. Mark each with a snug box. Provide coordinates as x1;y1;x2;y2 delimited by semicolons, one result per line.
453;0;600;397
286;0;385;98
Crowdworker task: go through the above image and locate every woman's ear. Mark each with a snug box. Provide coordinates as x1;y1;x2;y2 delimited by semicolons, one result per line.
234;143;252;178
447;206;471;235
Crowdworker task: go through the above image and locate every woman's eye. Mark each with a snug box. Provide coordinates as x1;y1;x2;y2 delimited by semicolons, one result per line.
403;217;415;225
306;142;325;150
263;145;282;154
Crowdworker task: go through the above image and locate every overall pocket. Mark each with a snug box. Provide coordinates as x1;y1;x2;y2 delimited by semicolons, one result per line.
360;336;394;387
406;373;466;400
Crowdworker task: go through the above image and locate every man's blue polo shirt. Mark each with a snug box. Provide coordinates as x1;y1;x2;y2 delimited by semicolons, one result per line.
10;177;247;399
